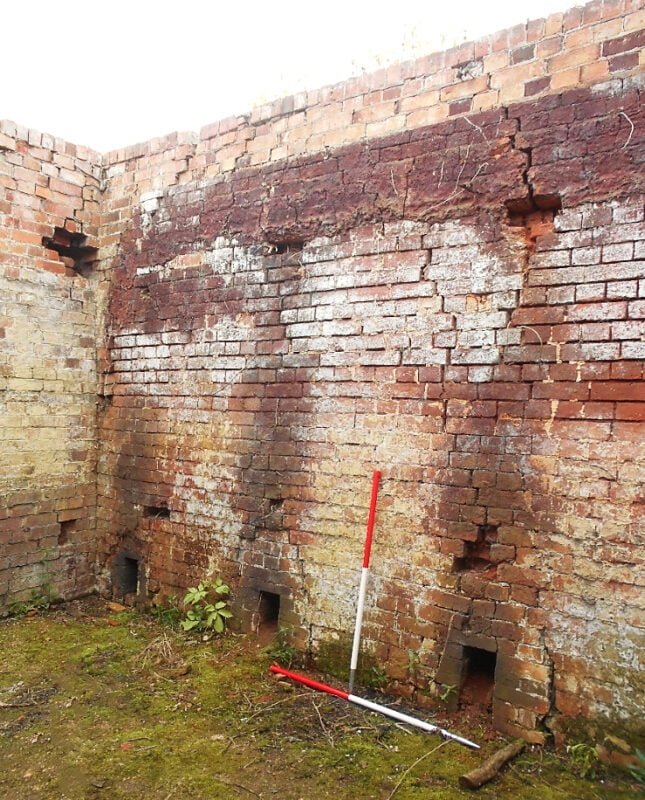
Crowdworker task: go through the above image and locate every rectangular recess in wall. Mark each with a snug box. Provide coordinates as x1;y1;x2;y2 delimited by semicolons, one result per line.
453;524;499;572
460;646;497;710
269;240;304;255
58;518;79;545
42;226;98;277
120;557;139;595
258;590;281;629
143;505;170;519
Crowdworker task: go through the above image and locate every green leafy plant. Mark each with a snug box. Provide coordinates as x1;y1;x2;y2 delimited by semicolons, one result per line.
8;584;58;617
365;664;387;690
406;649;420;680
628;748;645;784
264;626;298;668
566;742;599;779
180;579;233;634
151;595;182;628
439;683;456;702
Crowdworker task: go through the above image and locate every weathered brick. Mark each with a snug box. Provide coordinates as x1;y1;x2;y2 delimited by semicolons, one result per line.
601;30;645;56
566;301;627;321
2;1;644;748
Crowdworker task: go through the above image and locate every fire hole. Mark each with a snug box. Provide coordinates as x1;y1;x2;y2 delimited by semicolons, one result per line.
460;647;497;710
120;557;139;596
258;590;281;631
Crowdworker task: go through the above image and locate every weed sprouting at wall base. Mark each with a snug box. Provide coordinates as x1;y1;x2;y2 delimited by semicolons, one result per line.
180;578;233;635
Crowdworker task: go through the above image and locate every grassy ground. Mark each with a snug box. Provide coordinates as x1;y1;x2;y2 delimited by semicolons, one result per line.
0;598;639;800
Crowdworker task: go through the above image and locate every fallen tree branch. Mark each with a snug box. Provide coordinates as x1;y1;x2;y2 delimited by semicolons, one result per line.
459;739;526;790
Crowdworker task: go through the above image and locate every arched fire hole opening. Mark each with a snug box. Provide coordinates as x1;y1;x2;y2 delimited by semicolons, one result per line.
121;557;139;595
460;646;497;711
113;551;142;602
258;590;281;633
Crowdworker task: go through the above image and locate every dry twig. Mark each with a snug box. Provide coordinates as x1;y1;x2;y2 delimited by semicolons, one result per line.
0;686;56;709
510;324;544;347
390;168;400;197
619;111;634;148
437;612;456;672
312;698;334;746
463;116;489;144
387;740;449;799
0;700;35;709
140;632;176;669
243;692;309;722
428;144;487;210
217;779;261;799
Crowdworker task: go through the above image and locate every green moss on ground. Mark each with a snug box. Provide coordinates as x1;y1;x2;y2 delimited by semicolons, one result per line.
0;599;640;800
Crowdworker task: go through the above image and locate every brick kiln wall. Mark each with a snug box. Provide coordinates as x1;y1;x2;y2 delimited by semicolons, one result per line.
2;0;644;743
0;125;103;606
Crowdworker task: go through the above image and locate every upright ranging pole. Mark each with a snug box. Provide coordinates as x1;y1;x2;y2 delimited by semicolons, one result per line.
270;664;479;749
348;469;381;694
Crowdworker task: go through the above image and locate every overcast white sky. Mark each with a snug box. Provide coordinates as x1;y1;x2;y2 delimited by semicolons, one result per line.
4;0;576;151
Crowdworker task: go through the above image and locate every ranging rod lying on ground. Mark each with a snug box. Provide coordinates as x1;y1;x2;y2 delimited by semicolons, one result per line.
270;664;479;749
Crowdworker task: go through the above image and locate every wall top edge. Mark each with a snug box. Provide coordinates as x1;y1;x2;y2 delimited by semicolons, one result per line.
0;118;104;165
1;0;643;169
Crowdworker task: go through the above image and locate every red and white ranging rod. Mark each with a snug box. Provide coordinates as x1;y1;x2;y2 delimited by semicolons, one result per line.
349;469;381;694
270;664;479;749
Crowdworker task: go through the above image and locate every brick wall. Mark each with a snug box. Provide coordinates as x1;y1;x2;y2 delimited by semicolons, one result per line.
103;0;644;181
2;0;644;744
97;64;643;745
0;124;103;606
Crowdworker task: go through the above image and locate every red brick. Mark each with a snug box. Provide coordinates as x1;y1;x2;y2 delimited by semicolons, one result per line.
4;15;645;746
566;301;627;322
611;362;643;380
511;44;536;64
590;381;645;401
532;382;590;401
601;30;645;56
525;77;551;96
609;52;640;72
615;403;645;421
